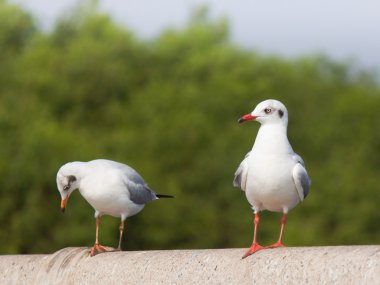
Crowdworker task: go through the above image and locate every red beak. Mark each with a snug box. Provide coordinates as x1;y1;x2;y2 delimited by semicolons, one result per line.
238;113;258;124
61;197;69;213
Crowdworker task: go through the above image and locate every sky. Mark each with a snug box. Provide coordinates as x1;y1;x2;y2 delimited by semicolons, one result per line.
10;0;380;73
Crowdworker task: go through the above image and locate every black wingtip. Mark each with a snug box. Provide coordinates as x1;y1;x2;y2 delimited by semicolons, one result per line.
156;194;175;199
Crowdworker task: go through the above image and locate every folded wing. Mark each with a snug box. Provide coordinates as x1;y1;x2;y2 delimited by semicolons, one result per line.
292;155;311;201
233;151;250;192
117;164;158;205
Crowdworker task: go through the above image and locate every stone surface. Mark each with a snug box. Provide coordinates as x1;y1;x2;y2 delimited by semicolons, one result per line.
0;246;379;284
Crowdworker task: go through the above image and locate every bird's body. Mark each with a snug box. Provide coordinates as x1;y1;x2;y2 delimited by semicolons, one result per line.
234;99;310;258
63;160;150;218
56;159;173;256
245;124;303;213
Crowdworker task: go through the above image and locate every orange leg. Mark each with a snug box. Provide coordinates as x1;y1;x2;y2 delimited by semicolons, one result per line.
117;220;125;251
242;213;264;259
90;217;109;256
266;213;287;249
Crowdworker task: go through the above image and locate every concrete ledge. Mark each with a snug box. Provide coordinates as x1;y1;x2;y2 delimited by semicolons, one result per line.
1;246;379;284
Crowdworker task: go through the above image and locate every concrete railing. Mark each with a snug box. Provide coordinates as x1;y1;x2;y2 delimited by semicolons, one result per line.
1;246;379;284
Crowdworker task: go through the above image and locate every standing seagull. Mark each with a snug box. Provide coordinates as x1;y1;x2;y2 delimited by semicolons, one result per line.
233;99;310;259
56;159;173;256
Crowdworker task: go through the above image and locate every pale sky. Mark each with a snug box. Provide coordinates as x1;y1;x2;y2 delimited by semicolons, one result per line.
10;0;380;73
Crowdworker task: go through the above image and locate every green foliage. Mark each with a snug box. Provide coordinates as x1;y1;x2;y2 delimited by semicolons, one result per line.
0;0;379;254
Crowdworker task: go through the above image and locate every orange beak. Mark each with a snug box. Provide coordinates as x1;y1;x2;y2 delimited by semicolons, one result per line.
61;197;69;213
238;113;258;124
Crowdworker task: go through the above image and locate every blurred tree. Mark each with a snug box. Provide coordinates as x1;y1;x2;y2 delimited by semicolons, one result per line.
0;0;379;254
0;0;35;93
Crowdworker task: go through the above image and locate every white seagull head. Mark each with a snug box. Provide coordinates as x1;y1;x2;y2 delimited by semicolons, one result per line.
56;163;80;212
238;99;288;126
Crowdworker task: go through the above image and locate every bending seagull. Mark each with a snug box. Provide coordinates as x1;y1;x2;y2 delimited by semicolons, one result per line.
234;99;310;259
56;159;174;256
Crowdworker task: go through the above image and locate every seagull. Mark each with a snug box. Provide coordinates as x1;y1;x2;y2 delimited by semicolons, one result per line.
233;99;310;259
56;159;174;256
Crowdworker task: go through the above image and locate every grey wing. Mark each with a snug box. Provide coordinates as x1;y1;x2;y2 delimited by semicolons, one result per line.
127;181;157;205
233;151;250;192
292;154;311;201
118;165;158;205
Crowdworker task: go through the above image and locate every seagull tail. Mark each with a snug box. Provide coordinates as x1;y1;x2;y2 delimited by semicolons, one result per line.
156;194;175;199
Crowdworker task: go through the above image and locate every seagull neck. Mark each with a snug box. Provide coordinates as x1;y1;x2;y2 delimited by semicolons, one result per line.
252;123;291;153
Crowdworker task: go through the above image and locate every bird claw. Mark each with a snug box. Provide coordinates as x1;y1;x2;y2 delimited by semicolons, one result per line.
242;243;264;259
90;243;112;256
265;241;286;249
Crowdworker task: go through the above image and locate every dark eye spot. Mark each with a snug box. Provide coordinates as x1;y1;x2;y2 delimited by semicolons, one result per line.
63;175;76;191
68;175;77;183
264;108;272;114
278;109;284;118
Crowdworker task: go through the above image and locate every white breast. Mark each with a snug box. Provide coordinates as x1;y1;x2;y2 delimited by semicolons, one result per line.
245;153;300;212
79;171;144;218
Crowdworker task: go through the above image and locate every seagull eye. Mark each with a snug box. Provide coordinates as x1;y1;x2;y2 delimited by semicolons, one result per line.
63;185;70;191
264;108;272;114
